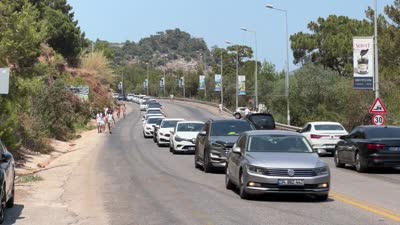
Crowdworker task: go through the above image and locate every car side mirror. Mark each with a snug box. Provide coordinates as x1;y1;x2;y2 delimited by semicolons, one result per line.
232;147;241;155
199;131;206;136
1;153;12;163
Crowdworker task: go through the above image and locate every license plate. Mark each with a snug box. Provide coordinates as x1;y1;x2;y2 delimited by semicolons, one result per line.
188;147;195;150
388;147;400;151
278;179;304;186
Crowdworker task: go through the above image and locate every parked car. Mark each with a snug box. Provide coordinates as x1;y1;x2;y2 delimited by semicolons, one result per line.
225;130;330;200
334;125;400;172
147;102;162;109
0;140;15;223
142;108;164;122
117;94;126;101
233;107;250;119
300;122;348;155
143;113;164;124
169;121;205;154
156;118;185;146
194;119;254;172
139;102;148;111
112;93;119;99
245;113;275;130
143;116;165;138
126;93;135;101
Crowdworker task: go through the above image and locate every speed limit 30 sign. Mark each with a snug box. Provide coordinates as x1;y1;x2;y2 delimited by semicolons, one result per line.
372;114;385;126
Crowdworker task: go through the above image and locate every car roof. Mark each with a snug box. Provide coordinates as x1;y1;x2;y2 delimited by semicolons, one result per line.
356;125;400;129
177;121;204;124
244;130;302;136
308;121;343;125
211;119;249;123
147;116;165;119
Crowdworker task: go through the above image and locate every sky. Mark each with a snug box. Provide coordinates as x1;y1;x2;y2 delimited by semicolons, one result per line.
68;0;393;71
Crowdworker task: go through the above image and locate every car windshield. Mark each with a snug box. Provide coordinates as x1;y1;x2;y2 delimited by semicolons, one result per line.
147;118;163;124
314;124;344;131
247;135;313;153
161;120;180;128
366;127;400;139
147;110;161;114
177;123;204;132
211;121;253;136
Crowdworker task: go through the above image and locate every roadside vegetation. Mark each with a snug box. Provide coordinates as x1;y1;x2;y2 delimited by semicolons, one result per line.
0;0;114;158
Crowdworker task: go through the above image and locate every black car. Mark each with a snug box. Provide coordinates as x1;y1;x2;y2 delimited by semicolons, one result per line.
0;140;15;223
245;113;275;130
194;119;254;173
334;125;400;172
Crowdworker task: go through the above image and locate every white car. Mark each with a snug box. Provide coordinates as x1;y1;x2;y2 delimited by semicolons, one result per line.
142;108;164;122
299;121;348;155
169;121;205;154
156;118;185;146
126;93;135;101
139;102;148;111
143;116;165;138
233;107;251;119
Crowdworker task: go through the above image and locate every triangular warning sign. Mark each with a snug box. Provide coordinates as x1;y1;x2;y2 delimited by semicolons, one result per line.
369;98;387;114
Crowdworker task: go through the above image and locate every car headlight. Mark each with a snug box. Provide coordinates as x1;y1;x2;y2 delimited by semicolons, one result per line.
175;135;183;142
247;165;266;175
314;166;329;176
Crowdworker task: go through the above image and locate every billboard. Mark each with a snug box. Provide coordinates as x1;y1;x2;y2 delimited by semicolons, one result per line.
353;37;374;90
0;68;10;94
199;75;205;90
238;75;246;95
214;74;222;92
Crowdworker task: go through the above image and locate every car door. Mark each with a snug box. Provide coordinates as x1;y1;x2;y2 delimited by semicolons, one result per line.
233;135;247;183
300;124;312;143
0;141;12;193
342;128;361;162
197;122;209;160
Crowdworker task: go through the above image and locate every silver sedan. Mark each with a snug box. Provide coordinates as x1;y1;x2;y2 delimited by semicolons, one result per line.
225;130;330;200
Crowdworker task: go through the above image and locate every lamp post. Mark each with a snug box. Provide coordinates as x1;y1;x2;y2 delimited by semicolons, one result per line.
266;4;291;125
220;49;224;107
146;62;149;96
374;0;379;99
226;41;239;109
240;27;258;109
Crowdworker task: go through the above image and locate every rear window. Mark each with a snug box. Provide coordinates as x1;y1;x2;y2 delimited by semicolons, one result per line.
247;114;275;130
314;124;344;131
148;103;161;108
177;123;204;132
366;127;400;138
148;110;161;114
147;118;163;124
211;121;253;136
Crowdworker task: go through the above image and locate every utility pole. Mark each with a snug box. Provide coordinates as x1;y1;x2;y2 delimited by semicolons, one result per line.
220;50;224;107
146;63;149;96
374;0;379;99
204;53;207;98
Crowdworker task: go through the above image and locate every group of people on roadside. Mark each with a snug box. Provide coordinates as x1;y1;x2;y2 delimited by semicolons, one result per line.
96;103;126;134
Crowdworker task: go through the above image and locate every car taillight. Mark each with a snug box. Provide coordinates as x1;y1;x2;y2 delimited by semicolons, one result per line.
367;144;385;151
311;134;328;139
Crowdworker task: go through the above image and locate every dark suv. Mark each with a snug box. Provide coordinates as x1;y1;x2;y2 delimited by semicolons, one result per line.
245;113;275;130
194;119;254;173
0;140;15;223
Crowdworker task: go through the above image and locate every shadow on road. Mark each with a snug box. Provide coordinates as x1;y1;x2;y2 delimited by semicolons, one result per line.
3;204;25;225
230;189;335;203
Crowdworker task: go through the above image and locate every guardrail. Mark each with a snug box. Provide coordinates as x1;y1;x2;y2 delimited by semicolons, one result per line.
157;97;301;132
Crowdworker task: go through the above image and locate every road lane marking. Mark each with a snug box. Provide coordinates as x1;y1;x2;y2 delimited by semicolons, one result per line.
330;191;400;223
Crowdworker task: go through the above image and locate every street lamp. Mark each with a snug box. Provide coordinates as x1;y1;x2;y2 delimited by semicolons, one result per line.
266;4;291;125
197;51;207;98
146;62;150;96
240;27;258;109
226;41;239;109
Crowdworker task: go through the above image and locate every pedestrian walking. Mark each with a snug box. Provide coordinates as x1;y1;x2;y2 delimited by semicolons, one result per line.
96;112;104;133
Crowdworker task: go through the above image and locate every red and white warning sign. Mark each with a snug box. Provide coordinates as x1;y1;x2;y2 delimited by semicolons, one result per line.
369;98;387;114
372;114;385;126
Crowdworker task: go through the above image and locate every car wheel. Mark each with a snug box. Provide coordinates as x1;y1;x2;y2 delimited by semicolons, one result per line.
6;183;14;208
234;113;241;119
315;194;328;202
239;171;251;200
225;166;235;190
334;149;345;168
355;152;368;173
203;150;213;173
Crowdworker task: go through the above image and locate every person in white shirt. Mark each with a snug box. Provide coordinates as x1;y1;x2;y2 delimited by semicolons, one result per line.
96;113;104;133
244;107;251;116
106;112;113;134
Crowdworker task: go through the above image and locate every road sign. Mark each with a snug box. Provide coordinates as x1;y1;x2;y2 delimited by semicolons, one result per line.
0;68;10;94
372;114;385;126
369;97;387;114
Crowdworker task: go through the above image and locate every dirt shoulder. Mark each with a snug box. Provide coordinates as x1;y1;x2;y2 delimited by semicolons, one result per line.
5;102;134;225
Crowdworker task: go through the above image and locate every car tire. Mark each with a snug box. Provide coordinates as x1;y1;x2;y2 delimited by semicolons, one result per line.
334;149;345;168
225;166;235;190
239;171;251;200
315;194;328;202
203;150;213;173
234;113;241;119
6;183;14;208
355;152;368;173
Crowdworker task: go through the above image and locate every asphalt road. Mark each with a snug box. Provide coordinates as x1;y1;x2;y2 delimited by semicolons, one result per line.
96;100;400;225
